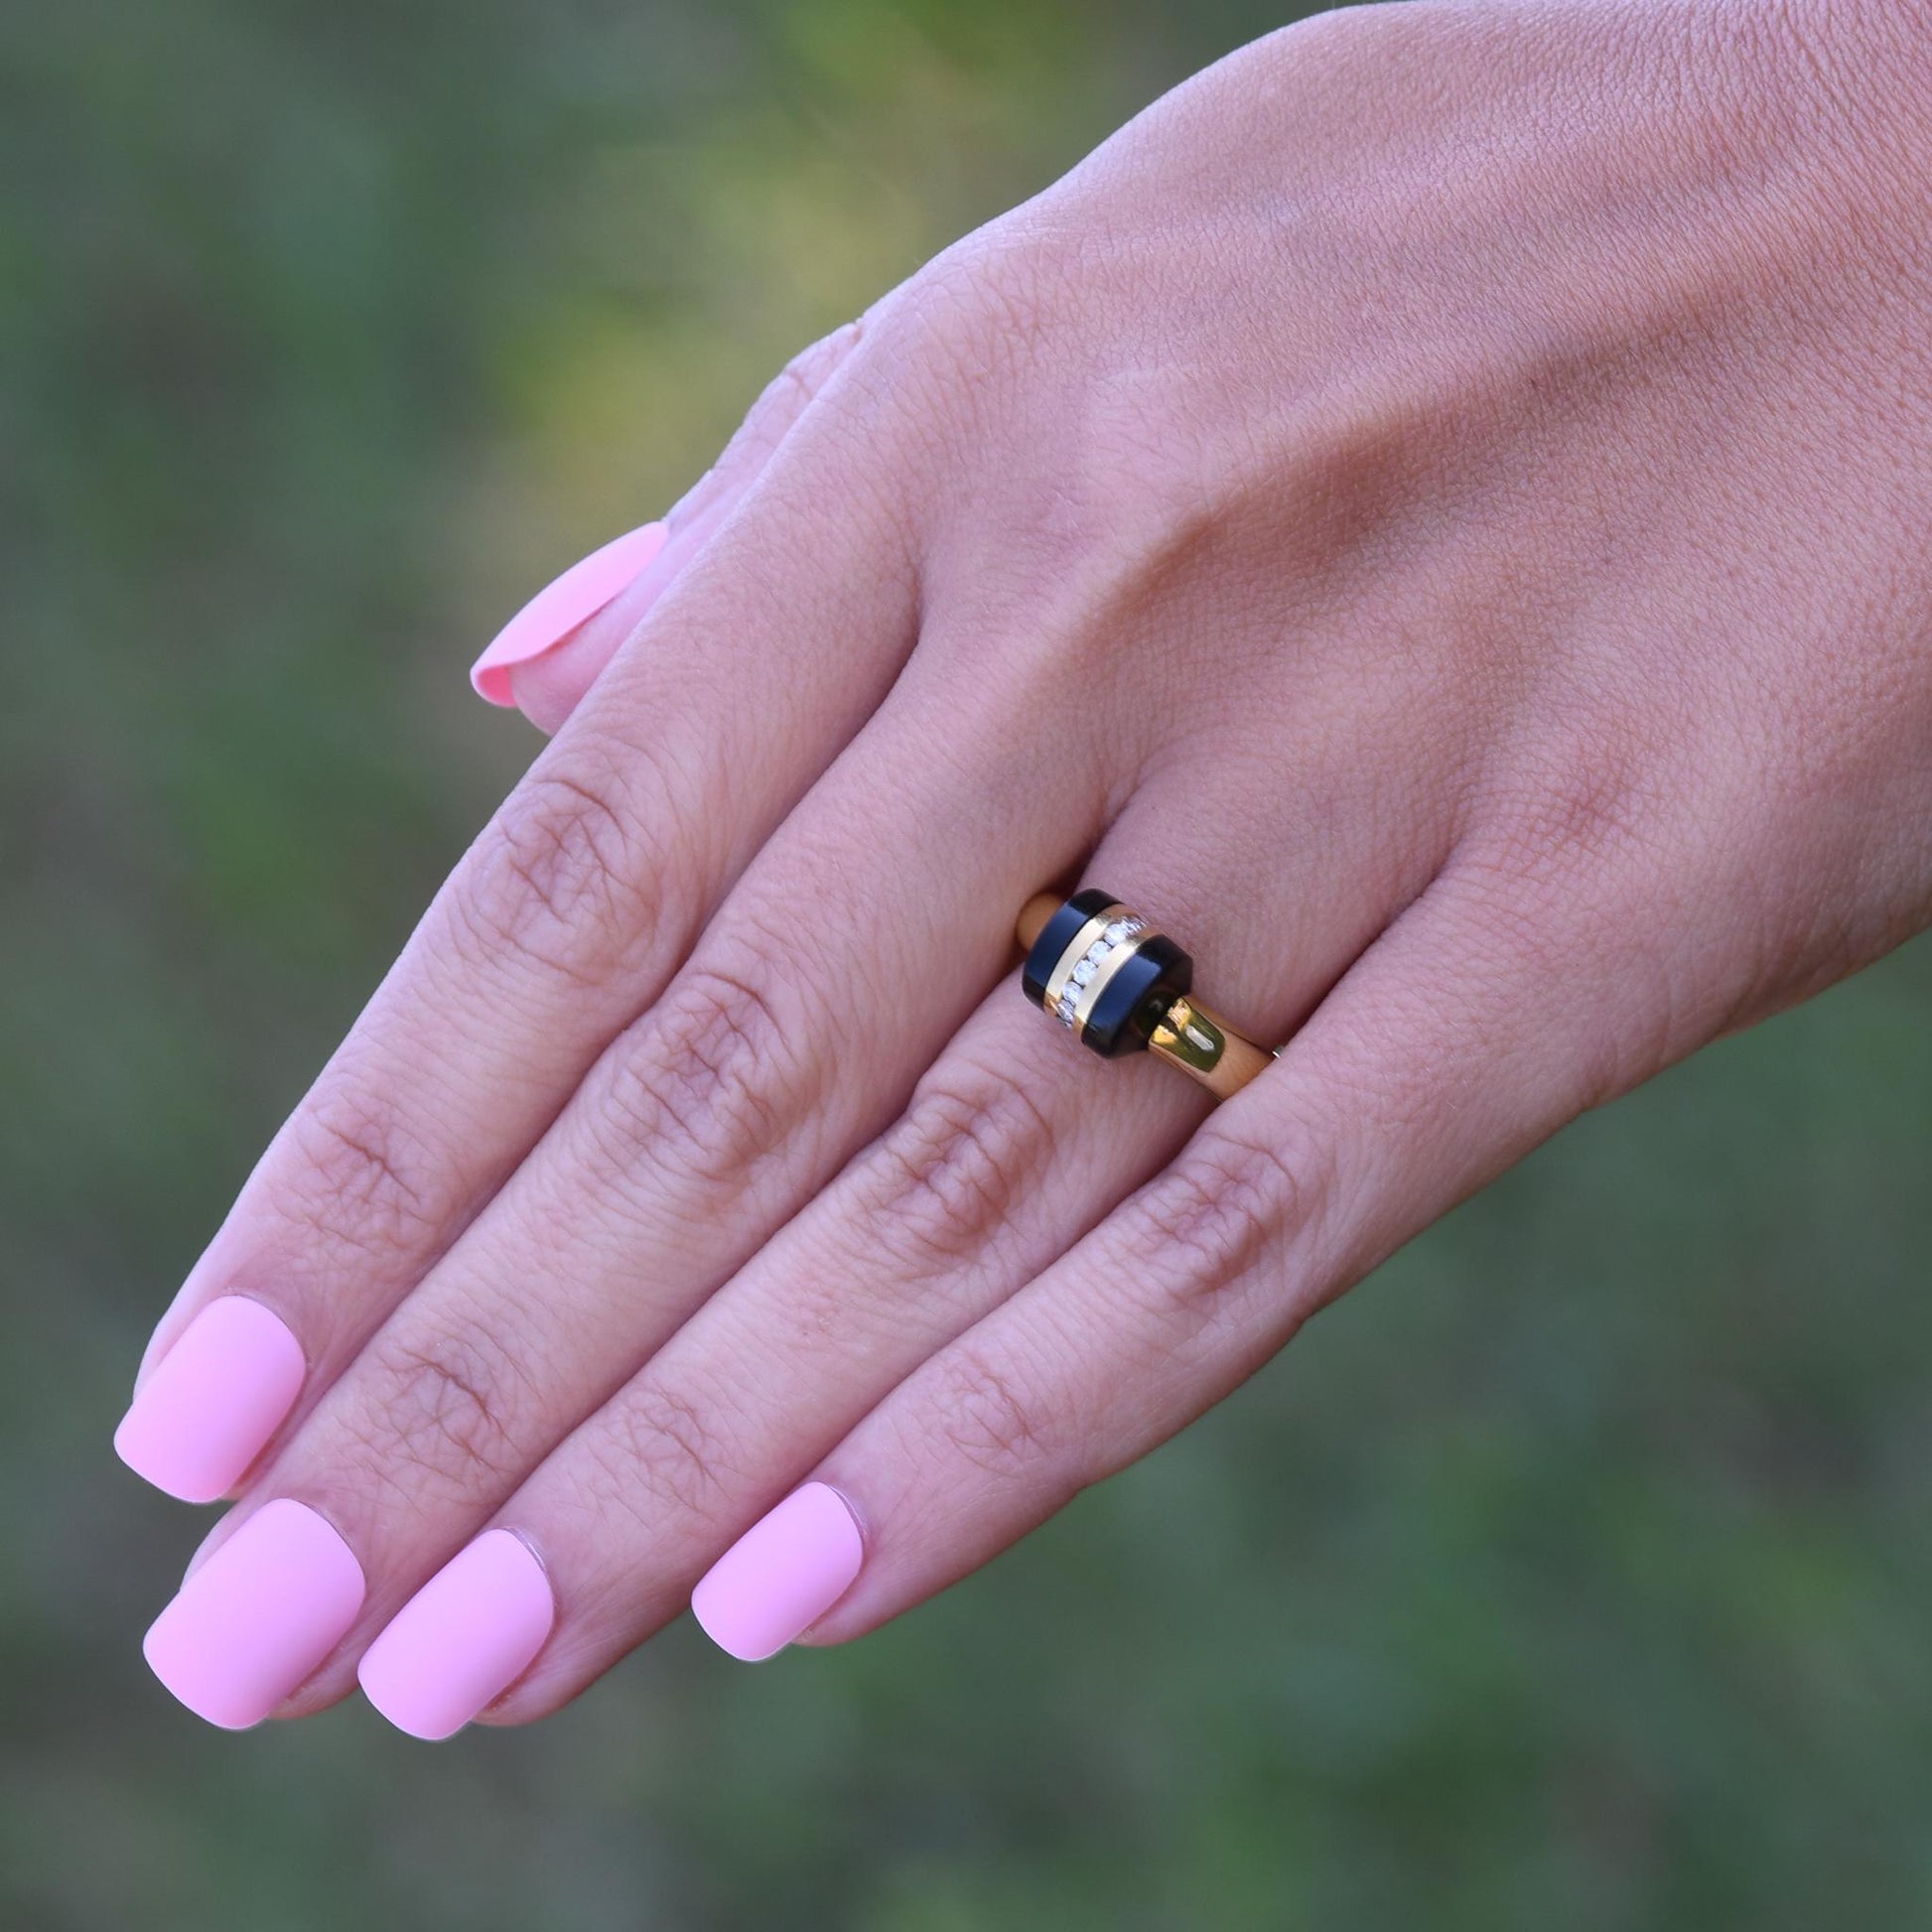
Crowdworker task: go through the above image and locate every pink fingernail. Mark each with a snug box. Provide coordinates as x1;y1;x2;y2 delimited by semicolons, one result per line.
142;1499;365;1728
470;520;669;704
113;1297;306;1504
357;1530;555;1740
690;1482;864;1662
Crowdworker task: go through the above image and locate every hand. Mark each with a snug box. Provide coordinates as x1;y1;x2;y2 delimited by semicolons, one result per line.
117;0;1932;1736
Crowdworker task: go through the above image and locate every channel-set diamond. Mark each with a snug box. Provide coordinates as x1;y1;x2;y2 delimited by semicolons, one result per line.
1050;913;1146;1031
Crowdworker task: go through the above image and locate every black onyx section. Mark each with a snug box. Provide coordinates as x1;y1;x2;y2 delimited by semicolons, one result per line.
1021;888;1116;1009
1084;932;1191;1057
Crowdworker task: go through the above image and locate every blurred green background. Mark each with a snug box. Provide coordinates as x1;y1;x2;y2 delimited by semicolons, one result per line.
4;2;1930;1927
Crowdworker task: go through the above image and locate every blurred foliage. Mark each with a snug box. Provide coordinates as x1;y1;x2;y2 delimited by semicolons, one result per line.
2;1;1930;1928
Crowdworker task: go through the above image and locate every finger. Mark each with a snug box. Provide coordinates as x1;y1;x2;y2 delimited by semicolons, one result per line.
217;648;1092;1720
467;519;668;711
503;321;867;732
115;332;914;1509
345;753;1446;1733
352;995;1177;1735
759;843;1678;1653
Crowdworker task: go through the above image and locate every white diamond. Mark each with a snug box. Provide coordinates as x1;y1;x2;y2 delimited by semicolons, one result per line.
1071;959;1098;985
1104;920;1131;944
1085;940;1110;964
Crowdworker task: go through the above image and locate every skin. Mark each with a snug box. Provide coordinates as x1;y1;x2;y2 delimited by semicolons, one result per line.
145;0;1932;1723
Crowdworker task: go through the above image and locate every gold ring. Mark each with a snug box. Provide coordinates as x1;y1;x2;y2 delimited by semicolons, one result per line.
1016;890;1277;1100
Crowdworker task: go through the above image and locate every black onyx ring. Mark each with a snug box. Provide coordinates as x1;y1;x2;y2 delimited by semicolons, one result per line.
1016;889;1277;1101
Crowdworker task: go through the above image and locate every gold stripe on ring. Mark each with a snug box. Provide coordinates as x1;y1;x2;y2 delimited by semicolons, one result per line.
1070;922;1164;1033
1040;902;1128;1016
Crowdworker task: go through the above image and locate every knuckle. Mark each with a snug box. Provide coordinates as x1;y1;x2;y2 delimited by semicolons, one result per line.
762;318;865;421
592;1381;738;1526
1451;741;1676;992
1478;726;1659;886
920;1344;1061;1482
590;929;809;1200
278;1085;441;1259
703;320;869;490
886;223;1065;422
858;1068;1059;1279
351;1323;531;1500
460;759;667;988
1119;1128;1317;1329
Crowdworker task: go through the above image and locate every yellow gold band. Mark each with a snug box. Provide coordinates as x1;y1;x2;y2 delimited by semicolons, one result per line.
1016;891;1277;1101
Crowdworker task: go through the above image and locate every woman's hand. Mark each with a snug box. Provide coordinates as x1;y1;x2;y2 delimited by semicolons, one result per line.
118;0;1932;1735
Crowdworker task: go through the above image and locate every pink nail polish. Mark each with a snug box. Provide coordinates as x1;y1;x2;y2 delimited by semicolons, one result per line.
142;1499;365;1728
357;1530;555;1740
470;520;668;705
690;1482;864;1662
113;1297;306;1504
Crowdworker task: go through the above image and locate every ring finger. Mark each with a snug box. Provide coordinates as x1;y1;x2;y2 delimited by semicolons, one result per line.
142;655;1082;1725
352;761;1445;1735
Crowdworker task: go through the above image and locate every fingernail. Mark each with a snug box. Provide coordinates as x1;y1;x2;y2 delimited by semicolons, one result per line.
690;1482;863;1662
113;1297;305;1504
470;520;668;704
357;1530;555;1740
142;1499;365;1728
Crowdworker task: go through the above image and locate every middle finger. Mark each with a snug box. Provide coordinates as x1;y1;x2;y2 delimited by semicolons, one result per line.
369;747;1440;1732
151;653;1088;1725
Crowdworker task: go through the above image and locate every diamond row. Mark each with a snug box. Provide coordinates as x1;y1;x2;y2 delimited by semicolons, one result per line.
1054;916;1146;1029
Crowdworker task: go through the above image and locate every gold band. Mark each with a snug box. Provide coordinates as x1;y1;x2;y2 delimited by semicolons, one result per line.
1016;892;1277;1101
1146;994;1276;1100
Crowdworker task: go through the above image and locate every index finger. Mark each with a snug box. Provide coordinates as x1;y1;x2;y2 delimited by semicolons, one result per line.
114;362;917;1503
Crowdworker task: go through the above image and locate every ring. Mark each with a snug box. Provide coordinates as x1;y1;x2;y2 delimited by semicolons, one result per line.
1016;889;1278;1100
